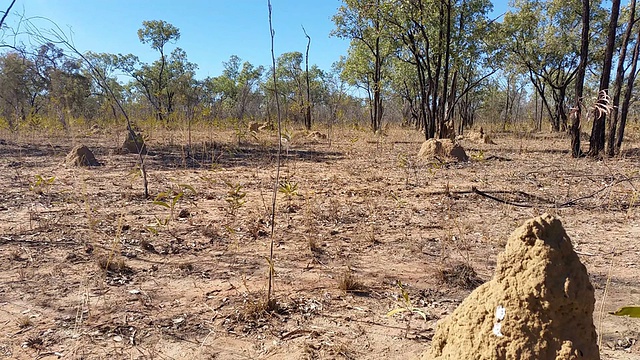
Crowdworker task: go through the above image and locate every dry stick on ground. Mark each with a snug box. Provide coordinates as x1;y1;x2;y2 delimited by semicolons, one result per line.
267;0;282;307
470;176;639;209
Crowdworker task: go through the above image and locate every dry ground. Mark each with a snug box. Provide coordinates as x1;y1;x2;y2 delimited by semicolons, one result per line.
0;123;639;360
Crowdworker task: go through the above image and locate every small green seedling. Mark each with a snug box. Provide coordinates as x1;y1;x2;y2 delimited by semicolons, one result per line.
387;281;428;321
29;175;55;195
147;183;196;234
278;179;298;200
224;181;246;216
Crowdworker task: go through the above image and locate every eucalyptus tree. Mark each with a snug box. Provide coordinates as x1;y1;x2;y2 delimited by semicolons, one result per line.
615;5;640;153
202;55;264;121
588;0;620;156
333;0;391;132
263;51;324;125
503;0;602;132
382;0;496;139
571;0;590;157
338;40;392;130
136;20;180;121
84;52;128;121
607;0;636;156
25;43;91;128
0;51;38;128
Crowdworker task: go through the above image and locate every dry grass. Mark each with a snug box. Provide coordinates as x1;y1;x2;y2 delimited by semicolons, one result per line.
96;255;130;273
338;269;368;294
436;262;484;290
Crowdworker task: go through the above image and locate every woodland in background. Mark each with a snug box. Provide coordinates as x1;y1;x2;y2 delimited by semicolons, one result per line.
1;0;640;158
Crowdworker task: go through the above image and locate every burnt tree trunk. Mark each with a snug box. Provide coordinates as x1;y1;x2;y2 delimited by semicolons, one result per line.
302;26;312;131
607;0;636;156
572;0;590;158
589;0;620;157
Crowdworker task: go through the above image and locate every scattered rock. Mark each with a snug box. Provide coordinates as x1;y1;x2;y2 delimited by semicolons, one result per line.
307;131;327;140
417;139;468;162
423;214;599;360
65;145;101;167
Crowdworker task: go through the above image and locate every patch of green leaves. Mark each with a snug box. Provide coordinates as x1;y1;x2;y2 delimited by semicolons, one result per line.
610;306;640;318
225;181;246;215
29;175;55;195
278;179;298;199
386;281;428;321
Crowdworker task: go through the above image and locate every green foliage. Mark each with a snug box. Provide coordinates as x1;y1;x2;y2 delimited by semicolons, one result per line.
147;183;196;234
471;149;485;161
610;306;640;318
278;179;298;199
386;281;428;321
29;175;55;195
224;181;246;215
137;20;181;53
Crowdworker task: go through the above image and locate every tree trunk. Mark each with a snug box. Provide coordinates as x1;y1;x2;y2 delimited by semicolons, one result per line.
608;0;636;156
572;0;590;158
616;26;640;152
372;0;383;133
303;27;312;131
589;0;620;157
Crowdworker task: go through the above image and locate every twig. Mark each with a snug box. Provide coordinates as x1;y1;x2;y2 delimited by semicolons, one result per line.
0;0;16;29
598;249;616;349
280;328;319;340
471;187;534;208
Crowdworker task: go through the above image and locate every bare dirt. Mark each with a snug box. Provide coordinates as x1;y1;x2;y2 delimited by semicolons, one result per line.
0;125;639;360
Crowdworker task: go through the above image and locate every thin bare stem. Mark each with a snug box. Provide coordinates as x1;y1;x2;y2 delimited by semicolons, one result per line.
267;0;282;304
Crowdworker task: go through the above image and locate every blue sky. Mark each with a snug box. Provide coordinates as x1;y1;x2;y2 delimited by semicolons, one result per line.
6;0;509;80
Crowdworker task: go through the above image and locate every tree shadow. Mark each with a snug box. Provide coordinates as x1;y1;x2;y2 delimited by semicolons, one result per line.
144;142;345;169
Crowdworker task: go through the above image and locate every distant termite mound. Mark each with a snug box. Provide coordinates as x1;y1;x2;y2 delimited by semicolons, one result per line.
422;214;599;360
467;127;497;144
66;145;101;167
122;130;147;155
417;139;468;162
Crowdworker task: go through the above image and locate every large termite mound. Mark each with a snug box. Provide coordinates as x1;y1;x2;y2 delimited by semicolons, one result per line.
417;139;468;162
422;214;599;360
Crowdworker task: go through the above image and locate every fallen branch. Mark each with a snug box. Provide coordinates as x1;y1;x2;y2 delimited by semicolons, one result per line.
471;187;534;208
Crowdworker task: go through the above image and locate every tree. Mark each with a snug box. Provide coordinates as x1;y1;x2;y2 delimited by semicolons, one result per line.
302;26;312;130
0;51;37;128
383;0;495;139
607;0;637;156
84;52;127;122
571;0;590;158
265;51;324;125
333;0;389;132
616;20;640;152
136;20;180;121
203;55;264;121
504;0;585;132
588;0;620;157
